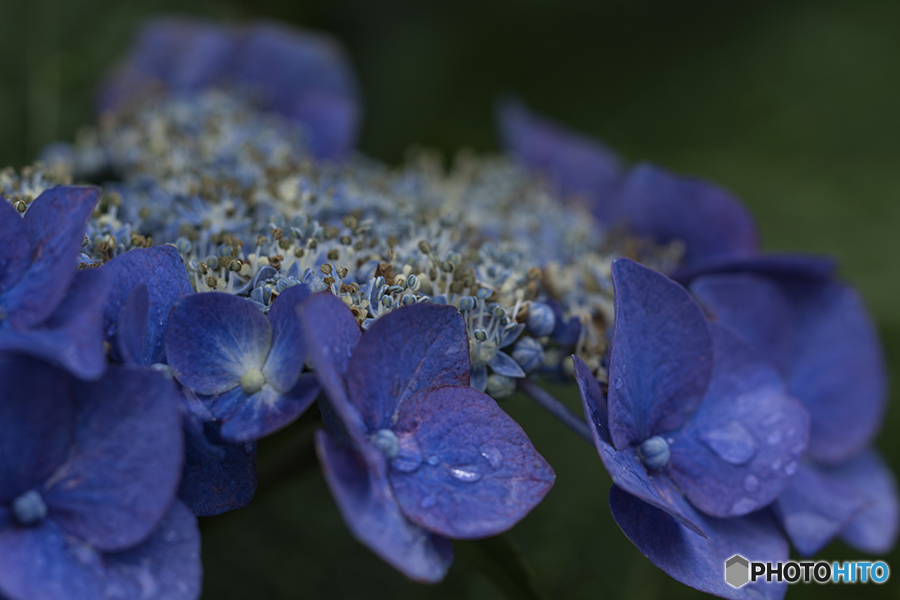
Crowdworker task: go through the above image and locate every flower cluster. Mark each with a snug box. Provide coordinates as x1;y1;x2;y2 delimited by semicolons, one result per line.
0;16;895;600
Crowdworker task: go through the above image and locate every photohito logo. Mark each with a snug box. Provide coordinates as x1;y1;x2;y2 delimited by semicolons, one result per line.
724;555;890;587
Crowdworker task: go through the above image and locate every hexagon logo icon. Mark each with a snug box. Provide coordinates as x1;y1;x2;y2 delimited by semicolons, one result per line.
725;554;750;588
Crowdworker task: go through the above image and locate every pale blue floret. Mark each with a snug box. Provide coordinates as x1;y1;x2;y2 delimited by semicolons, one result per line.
511;336;545;374
11;490;48;526
372;429;400;460
637;436;671;471
526;301;556;337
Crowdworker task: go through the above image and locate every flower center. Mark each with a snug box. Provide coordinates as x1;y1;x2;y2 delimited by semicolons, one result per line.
240;368;266;394
637;436;670;470
371;429;399;460
12;490;48;526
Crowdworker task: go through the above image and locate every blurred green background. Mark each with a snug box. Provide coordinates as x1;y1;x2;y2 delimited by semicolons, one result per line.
1;0;898;598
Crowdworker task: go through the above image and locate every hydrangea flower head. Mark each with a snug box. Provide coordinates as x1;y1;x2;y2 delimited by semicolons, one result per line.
0;185;110;379
690;261;899;555
299;293;555;582
166;283;320;441
0;356;200;600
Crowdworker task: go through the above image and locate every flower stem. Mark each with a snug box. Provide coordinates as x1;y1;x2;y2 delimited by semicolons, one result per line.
517;379;593;445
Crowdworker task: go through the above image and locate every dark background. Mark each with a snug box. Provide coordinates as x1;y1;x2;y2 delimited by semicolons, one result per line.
1;0;897;598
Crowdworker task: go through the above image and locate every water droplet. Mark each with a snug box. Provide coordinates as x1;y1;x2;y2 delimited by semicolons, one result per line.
699;421;757;465
731;497;757;515
449;466;482;483
767;431;782;445
771;459;782;471
743;475;759;492
427;455;440;467
163;530;179;543
784;461;798;476
480;445;503;470
421;495;437;509
614;377;623;390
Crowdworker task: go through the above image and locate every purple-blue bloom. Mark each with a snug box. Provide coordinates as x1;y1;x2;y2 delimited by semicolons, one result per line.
0;186;110;379
499;101;759;271
0;356;200;600
166;284;320;442
690;263;899;555
299;293;555;582
98;18;360;160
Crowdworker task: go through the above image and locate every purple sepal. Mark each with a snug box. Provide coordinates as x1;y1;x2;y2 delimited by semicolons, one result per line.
179;420;257;517
0;199;31;292
610;164;759;269
774;462;867;556
610;486;788;600
574;356;706;537
0;501;201;600
834;450;899;554
673;252;838;286
0;186;100;329
388;385;554;539
215;374;321;442
0;268;111;380
44;367;183;552
116;283;150;365
315;429;453;583
261;283;312;393
166;292;272;395
667;324;809;518
101;245;194;366
607;258;712;448
346;304;469;431
497;99;621;204
0;357;76;502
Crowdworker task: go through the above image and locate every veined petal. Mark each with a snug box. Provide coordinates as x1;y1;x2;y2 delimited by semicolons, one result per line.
0;357;75;503
116;283;150;365
44;367;183;553
217;376;320;442
262;283;312;393
346;304;469;431
832;450;899;554
667;324;809;518
166;292;272;396
1;186;99;328
388;385;554;539
315;429;453;583
0;198;30;294
607;259;712;449
610;486;788;600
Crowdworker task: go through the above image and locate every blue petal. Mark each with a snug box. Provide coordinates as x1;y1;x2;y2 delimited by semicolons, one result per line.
497;99;621;205
609;486;788;600
607;258;712;449
166;292;272;395
775;462;867;556
787;282;887;464
611;164;759;269
116;283;149;365
217;376;321;442
487;350;526;378
315;429;454;582
1;186;99;328
574;356;707;537
0;268;111;380
299;293;368;447
262;283;312;393
0;357;75;502
43;367;183;553
832;450;899;554
0;198;31;294
101;245;195;366
102;500;202;600
673;252;838;286
667;324;809;517
470;362;488;392
388;385;554;539
691;273;796;374
179;421;257;517
346;304;469;431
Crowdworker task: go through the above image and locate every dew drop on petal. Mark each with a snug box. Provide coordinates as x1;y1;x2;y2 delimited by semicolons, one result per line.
449;466;482;483
767;431;782;445
784;460;798;476
731;497;757;515
771;459;782;471
699;421;757;465
427;455;440;467
163;529;180;543
743;475;759;492
480;445;503;470
421;495;437;509
614;377;623;390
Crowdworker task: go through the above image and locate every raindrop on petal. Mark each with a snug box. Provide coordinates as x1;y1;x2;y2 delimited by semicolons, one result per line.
449;466;482;483
480;445;503;470
743;475;759;492
699;421;757;465
731;497;757;515
614;377;623;390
